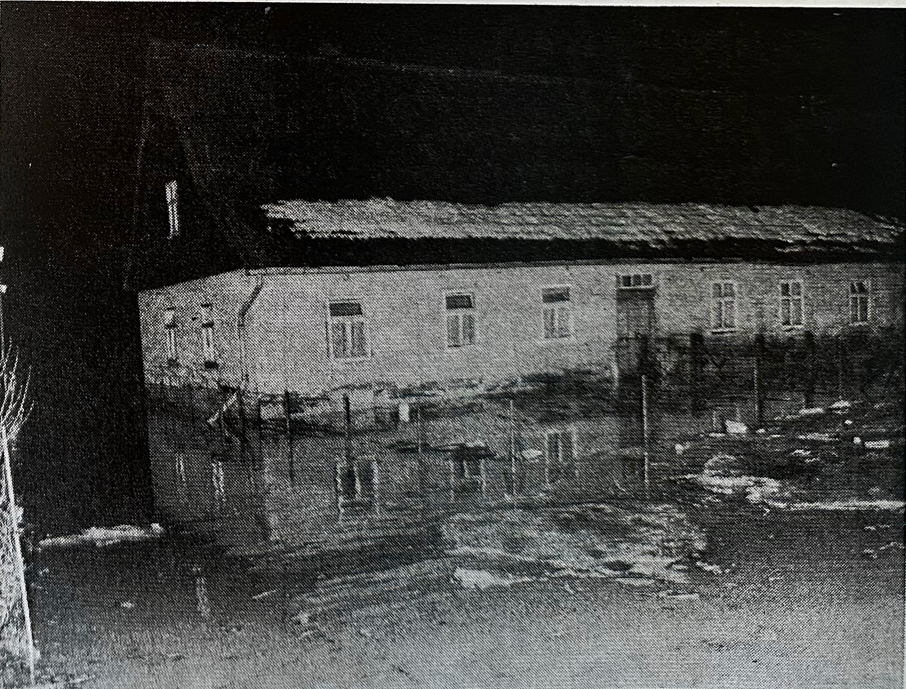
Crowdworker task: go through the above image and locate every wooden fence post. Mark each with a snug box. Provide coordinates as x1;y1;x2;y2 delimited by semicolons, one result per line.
836;335;846;400
284;390;295;483
641;373;650;489
753;333;765;427
508;398;516;499
689;332;704;411
803;331;816;408
2;426;36;685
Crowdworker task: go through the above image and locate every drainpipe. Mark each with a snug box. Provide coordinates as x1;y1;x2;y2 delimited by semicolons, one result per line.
238;275;265;390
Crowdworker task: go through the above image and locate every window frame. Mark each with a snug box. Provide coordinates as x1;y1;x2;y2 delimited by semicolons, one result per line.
540;284;573;341
443;290;477;350
615;273;654;290
848;280;871;326
778;279;805;329
165;180;179;239
200;303;217;368
164;308;178;365
709;280;738;334
327;299;369;360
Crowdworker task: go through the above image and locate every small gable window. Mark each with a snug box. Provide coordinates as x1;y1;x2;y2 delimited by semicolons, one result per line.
165;180;179;239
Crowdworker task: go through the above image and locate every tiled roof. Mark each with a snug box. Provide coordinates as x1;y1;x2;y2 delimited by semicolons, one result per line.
263;199;903;251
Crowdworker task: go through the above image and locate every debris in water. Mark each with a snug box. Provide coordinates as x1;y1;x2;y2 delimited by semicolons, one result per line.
615;577;657;588
453;568;530;591
724;420;748;435
657;591;700;601
694;561;724;575
784;499;904;512
864;439;891;450
39;524;165;550
878;542;904;552
292;611;313;626
674;441;692;455
797;432;834;442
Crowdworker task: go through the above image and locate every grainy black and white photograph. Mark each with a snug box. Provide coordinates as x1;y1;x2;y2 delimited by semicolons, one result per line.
1;3;904;688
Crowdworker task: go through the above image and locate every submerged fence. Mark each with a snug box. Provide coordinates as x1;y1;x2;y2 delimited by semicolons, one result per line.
146;327;904;437
616;327;904;417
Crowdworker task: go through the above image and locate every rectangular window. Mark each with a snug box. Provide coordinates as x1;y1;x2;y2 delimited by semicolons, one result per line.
710;282;737;331
165;180;179;239
779;280;804;327
616;273;654;289
542;286;572;339
164;308;178;363
445;293;476;348
329;301;367;359
200;304;216;366
849;281;870;325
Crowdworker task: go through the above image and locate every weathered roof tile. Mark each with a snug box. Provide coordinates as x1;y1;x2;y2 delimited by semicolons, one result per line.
262;198;903;250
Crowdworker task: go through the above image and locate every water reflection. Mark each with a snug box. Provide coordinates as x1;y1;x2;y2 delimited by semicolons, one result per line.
150;393;715;581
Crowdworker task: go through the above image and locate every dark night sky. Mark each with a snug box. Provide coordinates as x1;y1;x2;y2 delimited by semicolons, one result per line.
0;3;903;532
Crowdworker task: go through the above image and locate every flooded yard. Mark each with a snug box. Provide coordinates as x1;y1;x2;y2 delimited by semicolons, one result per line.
11;385;905;688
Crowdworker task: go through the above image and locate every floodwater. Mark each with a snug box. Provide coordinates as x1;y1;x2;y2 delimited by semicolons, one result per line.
20;384;905;688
